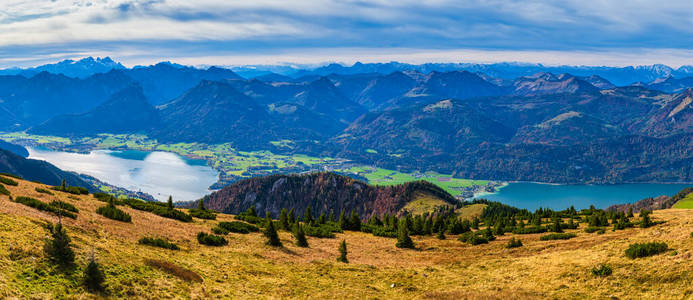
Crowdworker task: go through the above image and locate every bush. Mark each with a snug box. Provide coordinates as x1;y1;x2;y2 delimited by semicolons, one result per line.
52;185;89;195
512;226;547;234
584;226;604;233
13;196;77;219
0;176;19;186
0;183;9;196
591;264;612;277
540;233;577;241
303;223;341;238
138;237;179;250
459;232;488;245
96;205;132;222
50;200;79;213
92;192;112;202
235;214;264;224
196;232;228;246
362;224;397;238
122;198;192;222
215;221;259;234
35;187;53;195
0;172;22;179
506;237;523;248
188;208;216;220
625;242;668;259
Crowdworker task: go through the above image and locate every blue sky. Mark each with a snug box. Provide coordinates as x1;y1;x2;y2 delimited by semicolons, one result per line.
1;0;693;68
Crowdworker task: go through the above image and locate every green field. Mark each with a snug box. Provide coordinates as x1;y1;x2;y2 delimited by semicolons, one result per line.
672;192;693;209
335;166;489;196
0;132;493;196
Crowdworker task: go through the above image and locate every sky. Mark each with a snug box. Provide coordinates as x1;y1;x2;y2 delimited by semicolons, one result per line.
1;0;693;68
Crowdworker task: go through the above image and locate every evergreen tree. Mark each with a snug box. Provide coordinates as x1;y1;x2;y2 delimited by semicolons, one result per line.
264;212;282;247
279;208;290;230
83;250;105;292
287;208;295;224
293;224;309;247
339;210;348;230
472;217;480;230
304;205;314;224
337;240;348;263
436;226;446;240
349;211;361;231
60;179;66;191
318;213;326;225
44;221;75;266
396;220;415;249
550;216;563;233
640;210;653;228
167;196;174;210
483;227;496;241
627;206;634;218
197;198;206;210
329;210;336;222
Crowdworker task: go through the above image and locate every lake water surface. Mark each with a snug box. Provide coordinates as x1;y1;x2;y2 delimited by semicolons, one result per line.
482;182;692;210
27;147;219;202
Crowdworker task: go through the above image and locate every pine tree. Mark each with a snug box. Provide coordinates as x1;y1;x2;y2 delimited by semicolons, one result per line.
288;208;295;224
167;196;174;210
83;249;105;292
304;205;314;224
318;213;326;225
44;221;75;266
436;226;446;240
349;211;361;231
472;217;480;230
396;220;415;249
60;179;66;191
293;224;309;247
197;198;206;210
640;210;653;228
337;240;348;263
550;216;563;233
329;210;336;222
339;210;348;230
627;206;634;218
279;208;290;230
264;212;282;247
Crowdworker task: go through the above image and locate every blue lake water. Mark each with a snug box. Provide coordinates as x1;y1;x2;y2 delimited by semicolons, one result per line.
27;147;219;202
482;182;692;210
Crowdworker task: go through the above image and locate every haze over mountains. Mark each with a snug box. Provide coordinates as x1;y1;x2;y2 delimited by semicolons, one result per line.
1;57;692;184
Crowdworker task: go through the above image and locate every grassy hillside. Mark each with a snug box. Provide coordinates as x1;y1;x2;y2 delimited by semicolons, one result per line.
672;191;693;208
2;177;693;298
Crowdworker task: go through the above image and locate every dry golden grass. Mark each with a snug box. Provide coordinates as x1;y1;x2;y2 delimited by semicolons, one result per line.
1;178;693;299
400;191;451;215
456;203;487;220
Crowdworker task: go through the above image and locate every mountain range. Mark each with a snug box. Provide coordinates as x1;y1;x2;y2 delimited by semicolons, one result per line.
1;58;692;184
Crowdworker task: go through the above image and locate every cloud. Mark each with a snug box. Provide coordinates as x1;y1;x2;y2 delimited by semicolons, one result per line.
0;0;692;67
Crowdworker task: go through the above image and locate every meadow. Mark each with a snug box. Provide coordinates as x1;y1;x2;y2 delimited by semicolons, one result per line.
2;177;693;298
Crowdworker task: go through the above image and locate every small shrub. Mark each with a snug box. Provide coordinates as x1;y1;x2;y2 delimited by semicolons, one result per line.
395;223;415;249
235;214;264;224
459;232;488;245
506;237;523;248
52;185;89;195
0;183;9;196
35;187;53;195
188;208;216;220
13;196;77;219
0;176;19;186
540;233;577;241
584;226;603;233
138;237;179;250
215;221;259;234
512;226;547;234
145;259;202;282
591;264;612;277
625;242;668;259
263;214;282;247
211;227;229;235
50;200;79;213
122;198;192;222
304;223;339;238
92;192;112;202
197;232;227;246
0;172;22;179
96;204;132;222
293;224;309;247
